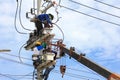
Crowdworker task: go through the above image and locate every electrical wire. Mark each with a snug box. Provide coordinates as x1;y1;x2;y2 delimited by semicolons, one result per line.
69;0;120;19
59;0;61;5
0;55;32;67
0;52;32;61
32;69;35;80
53;23;64;42
0;73;17;80
55;65;98;75
60;5;120;27
71;58;104;79
18;43;27;63
94;0;120;10
96;58;120;62
0;74;32;77
14;0;28;34
19;0;33;31
53;3;62;24
52;70;100;80
66;72;99;80
17;72;33;80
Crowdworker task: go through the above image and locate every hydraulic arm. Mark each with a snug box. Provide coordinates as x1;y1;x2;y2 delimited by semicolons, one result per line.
61;46;120;80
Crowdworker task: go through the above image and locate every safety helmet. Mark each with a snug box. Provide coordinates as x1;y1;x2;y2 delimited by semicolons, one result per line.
48;14;54;20
35;41;41;45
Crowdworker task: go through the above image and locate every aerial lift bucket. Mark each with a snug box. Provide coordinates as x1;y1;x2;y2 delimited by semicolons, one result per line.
43;52;55;61
108;73;120;80
43;28;53;34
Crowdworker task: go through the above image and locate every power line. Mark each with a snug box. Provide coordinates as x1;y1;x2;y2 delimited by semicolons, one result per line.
19;0;33;31
0;74;32;77
17;72;33;80
60;5;120;27
94;0;120;10
55;65;99;75
53;23;65;42
59;0;61;5
0;52;31;61
14;0;28;34
0;56;32;67
52;70;100;80
69;0;120;19
0;73;17;80
71;58;105;79
52;70;87;80
18;43;27;63
0;72;33;80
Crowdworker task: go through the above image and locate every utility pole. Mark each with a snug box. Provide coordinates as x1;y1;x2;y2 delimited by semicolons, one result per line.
35;0;55;80
37;0;42;15
25;0;56;80
36;0;43;79
37;70;43;80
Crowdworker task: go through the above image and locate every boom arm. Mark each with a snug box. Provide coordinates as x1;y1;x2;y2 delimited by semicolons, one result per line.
61;46;120;80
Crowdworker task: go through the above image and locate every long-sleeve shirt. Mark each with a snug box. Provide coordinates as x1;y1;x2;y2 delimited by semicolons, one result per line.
33;45;43;55
36;14;52;24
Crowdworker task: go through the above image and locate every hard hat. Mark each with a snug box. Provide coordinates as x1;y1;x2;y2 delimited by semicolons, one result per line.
35;41;41;45
48;13;54;20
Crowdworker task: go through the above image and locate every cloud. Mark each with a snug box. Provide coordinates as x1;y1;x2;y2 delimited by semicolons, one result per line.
53;0;120;60
0;1;120;80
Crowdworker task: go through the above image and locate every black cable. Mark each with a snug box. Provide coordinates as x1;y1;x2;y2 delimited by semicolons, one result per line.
72;58;103;79
17;72;33;80
60;5;120;27
0;56;32;67
94;0;120;10
52;70;87;80
52;70;99;80
32;69;35;80
14;0;28;34
53;24;64;42
19;0;33;31
18;43;27;63
69;0;120;19
55;64;99;76
0;74;32;77
0;52;31;61
0;73;17;80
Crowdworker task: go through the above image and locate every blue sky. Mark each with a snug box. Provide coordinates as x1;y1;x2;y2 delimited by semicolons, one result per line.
0;0;120;80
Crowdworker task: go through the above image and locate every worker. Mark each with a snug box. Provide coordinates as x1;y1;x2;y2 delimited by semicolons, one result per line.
33;41;43;54
43;65;55;80
33;41;44;68
31;13;54;36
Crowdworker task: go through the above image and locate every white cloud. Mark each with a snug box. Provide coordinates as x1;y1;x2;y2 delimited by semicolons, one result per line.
0;0;120;80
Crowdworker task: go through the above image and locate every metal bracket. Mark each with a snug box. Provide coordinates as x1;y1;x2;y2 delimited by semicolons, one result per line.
78;53;85;61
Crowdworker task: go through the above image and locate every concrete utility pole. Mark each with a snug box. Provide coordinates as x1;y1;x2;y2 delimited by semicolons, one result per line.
28;0;55;80
36;0;43;79
37;0;42;15
37;70;43;80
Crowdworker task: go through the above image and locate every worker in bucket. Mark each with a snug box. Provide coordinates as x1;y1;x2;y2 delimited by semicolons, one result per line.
33;41;44;55
32;41;44;68
43;65;55;80
31;13;54;36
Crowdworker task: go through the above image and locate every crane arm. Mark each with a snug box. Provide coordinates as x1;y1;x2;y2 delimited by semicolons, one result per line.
61;46;120;80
